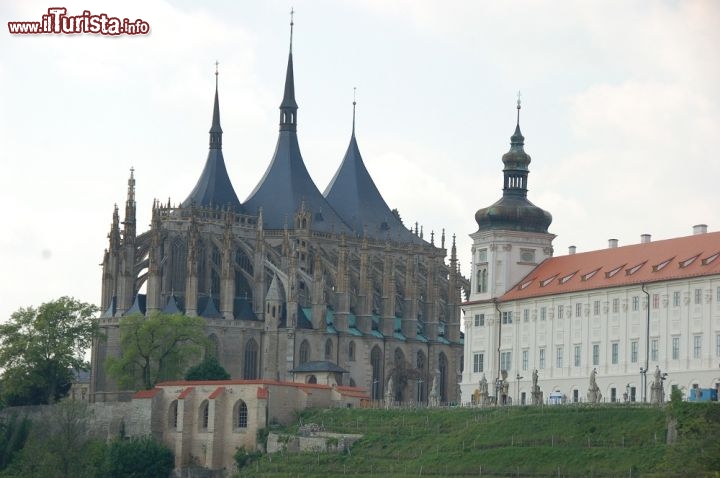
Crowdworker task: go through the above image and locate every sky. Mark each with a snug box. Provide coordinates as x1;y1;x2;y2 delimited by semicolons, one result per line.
1;0;718;323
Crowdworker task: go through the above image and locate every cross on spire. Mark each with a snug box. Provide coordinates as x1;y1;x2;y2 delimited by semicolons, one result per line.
290;7;294;51
516;90;522;124
352;86;357;135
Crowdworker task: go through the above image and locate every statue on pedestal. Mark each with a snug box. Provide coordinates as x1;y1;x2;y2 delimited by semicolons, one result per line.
429;373;440;407
531;369;543;405
587;368;602;403
385;377;394;409
650;366;665;404
477;373;490;407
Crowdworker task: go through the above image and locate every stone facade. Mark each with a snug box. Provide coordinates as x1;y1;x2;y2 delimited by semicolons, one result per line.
90;26;465;406
134;380;368;473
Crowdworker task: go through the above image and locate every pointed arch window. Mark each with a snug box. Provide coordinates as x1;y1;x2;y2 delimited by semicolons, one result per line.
199;400;209;431
348;341;356;361
234;400;248;429
299;340;310;365
168;400;178;430
243;338;258;379
438;352;448;404
325;339;333;360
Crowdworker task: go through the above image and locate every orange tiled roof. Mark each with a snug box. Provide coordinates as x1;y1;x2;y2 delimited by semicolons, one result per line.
178;386;194;399
209;386;225;399
133;388;162;399
493;231;720;302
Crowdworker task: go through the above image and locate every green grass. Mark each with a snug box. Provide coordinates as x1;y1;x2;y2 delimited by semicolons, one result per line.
239;403;717;477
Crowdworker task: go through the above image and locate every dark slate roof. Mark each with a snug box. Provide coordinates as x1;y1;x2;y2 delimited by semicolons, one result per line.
124;294;146;316
278;303;313;329
182;80;243;212
243;51;351;234
198;296;221;319
100;296;116;318
324;131;425;244
163;294;183;314
233;297;258;321
289;361;348;374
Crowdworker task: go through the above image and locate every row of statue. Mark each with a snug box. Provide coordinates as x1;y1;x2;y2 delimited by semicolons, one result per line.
382;365;666;407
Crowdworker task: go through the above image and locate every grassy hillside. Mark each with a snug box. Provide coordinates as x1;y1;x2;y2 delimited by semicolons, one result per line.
243;404;688;477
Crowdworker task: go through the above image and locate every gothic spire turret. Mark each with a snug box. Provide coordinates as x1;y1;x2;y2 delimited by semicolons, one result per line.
324;96;425;243
209;61;222;149
123;168;136;241
244;14;351;234
279;9;298;132
182;65;243;211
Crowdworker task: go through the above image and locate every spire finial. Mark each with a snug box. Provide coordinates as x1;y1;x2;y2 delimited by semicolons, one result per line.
352;87;357;136
209;63;223;149
516;90;522;125
289;7;294;52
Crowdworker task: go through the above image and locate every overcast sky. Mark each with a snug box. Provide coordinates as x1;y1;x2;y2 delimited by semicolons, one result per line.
1;0;718;323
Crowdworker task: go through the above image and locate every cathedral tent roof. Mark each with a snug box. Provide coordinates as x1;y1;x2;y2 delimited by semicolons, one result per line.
182;72;243;212
124;294;146;316
244;43;350;234
162;294;182;314
198;296;221;319
324;123;426;244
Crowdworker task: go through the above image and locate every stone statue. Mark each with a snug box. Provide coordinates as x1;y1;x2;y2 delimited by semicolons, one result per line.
650;366;665;404
385;376;394;409
531;369;543;405
587;368;602;403
532;369;538;390
429;373;440;407
479;373;488;394
500;370;510;405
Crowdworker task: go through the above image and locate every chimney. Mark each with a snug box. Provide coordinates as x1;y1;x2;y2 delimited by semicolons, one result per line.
693;224;707;235
608;239;618;249
640;234;651;244
568;246;576;255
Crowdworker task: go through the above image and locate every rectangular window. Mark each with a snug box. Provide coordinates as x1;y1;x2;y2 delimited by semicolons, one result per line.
592;344;599;366
632;296;640;311
558;306;564;319
593;300;600;316
612;342;619;364
716;334;720;357
500;351;512;371
610;387;617;403
477;249;487;262
540;307;546;321
502;311;513;324
575;303;582;317
694;289;702;305
673;291;681;307
574;345;581;367
693;335;701;359
652;294;660;309
631;341;638;363
612;298;619;313
717;286;720;303
672;337;680;360
473;353;484;373
523;309;529;323
522;349;529;371
556;346;564;369
474;314;485;327
651;339;658;362
539;348;546;369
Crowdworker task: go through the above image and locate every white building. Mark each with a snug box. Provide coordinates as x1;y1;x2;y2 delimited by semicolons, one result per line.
461;105;720;404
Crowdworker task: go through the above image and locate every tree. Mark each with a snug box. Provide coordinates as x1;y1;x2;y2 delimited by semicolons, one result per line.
105;436;173;478
106;312;208;390
0;297;98;405
184;355;230;381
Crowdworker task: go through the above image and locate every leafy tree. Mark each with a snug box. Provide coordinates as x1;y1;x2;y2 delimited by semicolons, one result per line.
105;436;173;478
106;313;208;390
184;355;230;381
0;297;98;405
1;401;105;478
0;413;31;471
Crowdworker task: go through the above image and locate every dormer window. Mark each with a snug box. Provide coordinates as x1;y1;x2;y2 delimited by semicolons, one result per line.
679;254;700;269
702;252;719;266
625;261;646;276
653;258;673;272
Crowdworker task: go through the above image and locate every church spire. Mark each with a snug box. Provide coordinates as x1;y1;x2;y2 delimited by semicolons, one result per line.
209;61;223;149
279;9;298;131
123;167;136;240
352;87;357;137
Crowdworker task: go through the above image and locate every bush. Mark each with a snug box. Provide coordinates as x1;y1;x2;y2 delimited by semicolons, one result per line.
105;436;173;478
184;356;230;381
234;447;261;470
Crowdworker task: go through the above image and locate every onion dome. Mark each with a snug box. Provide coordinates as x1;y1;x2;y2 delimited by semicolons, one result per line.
475;99;552;233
